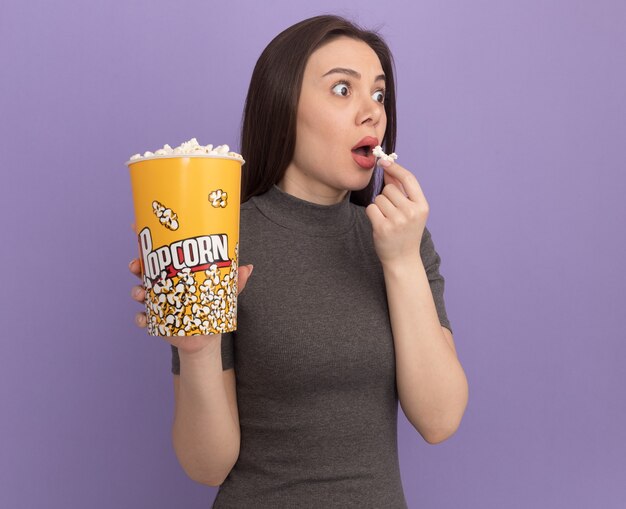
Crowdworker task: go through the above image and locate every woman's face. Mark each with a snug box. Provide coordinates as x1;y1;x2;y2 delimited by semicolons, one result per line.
279;36;387;205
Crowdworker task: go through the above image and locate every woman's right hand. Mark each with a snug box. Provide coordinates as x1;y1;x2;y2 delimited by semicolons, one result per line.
129;224;254;355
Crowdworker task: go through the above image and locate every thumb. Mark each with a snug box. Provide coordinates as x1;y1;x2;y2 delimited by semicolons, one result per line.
237;264;254;296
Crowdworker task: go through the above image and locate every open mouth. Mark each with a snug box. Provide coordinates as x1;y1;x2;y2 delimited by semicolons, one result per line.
350;136;378;169
351;136;379;156
351;144;373;157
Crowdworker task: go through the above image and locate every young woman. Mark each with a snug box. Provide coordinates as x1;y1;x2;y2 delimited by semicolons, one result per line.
129;14;468;508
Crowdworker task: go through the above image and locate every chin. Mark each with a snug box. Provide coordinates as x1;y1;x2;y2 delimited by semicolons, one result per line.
346;172;375;192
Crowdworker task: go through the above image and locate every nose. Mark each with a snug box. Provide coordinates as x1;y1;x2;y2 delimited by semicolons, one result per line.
356;95;383;126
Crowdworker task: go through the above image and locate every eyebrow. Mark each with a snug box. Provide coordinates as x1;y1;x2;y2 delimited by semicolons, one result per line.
322;67;386;83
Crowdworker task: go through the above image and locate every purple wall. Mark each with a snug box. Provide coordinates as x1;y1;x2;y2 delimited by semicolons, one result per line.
1;1;624;507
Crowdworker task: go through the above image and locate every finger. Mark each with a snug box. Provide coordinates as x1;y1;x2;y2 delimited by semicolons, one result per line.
379;159;425;203
131;285;145;302
382;168;407;197
381;182;409;207
129;258;143;279
365;202;385;228
373;193;399;219
237;264;254;295
134;312;147;328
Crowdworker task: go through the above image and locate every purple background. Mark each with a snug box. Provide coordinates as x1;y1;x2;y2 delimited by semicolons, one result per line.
1;0;624;507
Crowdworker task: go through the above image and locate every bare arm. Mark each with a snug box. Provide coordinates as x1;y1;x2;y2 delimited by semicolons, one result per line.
364;161;468;445
382;260;468;444
128;226;252;486
172;335;240;486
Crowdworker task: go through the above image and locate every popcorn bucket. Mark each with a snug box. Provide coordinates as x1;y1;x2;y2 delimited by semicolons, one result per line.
126;154;244;336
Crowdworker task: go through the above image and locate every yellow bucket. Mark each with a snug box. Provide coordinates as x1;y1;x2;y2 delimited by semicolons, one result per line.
126;154;243;336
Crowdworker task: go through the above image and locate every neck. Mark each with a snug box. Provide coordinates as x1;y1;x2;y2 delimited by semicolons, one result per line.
276;174;349;206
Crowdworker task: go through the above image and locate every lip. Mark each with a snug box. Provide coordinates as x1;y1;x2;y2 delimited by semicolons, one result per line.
351;136;379;151
351;151;376;169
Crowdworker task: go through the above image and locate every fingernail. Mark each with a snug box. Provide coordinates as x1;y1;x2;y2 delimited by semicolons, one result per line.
379;158;392;168
129;259;135;269
249;265;254;275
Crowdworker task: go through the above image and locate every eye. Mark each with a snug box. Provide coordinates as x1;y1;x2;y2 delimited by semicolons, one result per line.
372;90;385;103
331;82;350;97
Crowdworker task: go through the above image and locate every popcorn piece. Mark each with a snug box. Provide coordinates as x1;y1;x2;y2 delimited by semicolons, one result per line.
372;145;398;163
151;200;180;231
209;189;228;208
128;139;243;162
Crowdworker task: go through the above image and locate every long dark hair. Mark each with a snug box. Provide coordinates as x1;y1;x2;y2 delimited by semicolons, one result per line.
240;14;397;206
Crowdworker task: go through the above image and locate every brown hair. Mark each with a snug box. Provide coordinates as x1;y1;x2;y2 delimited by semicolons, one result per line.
240;14;397;206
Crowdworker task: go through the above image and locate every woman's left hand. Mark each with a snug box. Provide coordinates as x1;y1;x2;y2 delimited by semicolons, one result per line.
365;159;429;267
